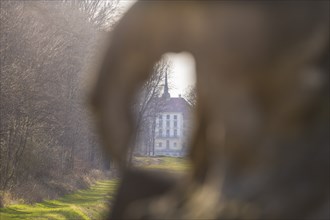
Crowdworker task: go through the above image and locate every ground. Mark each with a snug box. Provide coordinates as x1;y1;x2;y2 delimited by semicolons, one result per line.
134;156;190;172
0;156;189;220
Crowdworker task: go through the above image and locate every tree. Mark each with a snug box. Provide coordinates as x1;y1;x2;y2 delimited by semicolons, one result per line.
131;58;172;160
0;0;120;206
184;85;197;107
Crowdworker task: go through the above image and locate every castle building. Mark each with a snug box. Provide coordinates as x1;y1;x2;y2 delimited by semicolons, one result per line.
153;73;191;157
136;72;192;157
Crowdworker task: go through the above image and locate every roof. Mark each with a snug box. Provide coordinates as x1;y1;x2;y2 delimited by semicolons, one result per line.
156;97;192;119
155;71;192;118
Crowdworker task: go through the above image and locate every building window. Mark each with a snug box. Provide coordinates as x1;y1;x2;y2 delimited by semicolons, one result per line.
174;121;177;127
166;121;170;127
174;142;177;147
159;129;163;136
174;129;177;137
166;115;170;119
174;115;177;120
166;129;170;137
159;142;162;147
158;115;163;126
166;140;169;149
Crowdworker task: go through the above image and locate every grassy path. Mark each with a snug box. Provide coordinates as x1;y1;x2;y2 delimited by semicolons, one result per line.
0;157;189;220
0;180;118;220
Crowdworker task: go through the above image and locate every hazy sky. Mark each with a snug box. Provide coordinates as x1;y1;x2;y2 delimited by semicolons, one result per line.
119;1;196;98
166;53;196;97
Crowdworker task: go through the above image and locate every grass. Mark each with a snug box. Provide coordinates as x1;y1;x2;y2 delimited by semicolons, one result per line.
0;180;118;220
0;157;189;219
135;156;191;172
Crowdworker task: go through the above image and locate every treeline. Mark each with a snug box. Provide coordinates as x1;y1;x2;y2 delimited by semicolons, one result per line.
0;1;120;206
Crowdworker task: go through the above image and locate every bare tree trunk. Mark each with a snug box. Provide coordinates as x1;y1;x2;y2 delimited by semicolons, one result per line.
151;117;156;156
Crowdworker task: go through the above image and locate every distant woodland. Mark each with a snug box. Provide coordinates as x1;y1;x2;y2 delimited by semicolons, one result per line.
0;0;121;206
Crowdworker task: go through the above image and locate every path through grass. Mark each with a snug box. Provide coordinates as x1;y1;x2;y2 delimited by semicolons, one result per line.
0;180;118;220
0;157;189;219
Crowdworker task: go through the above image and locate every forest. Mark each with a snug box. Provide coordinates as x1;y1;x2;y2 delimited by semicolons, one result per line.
0;0;195;209
0;0;122;206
